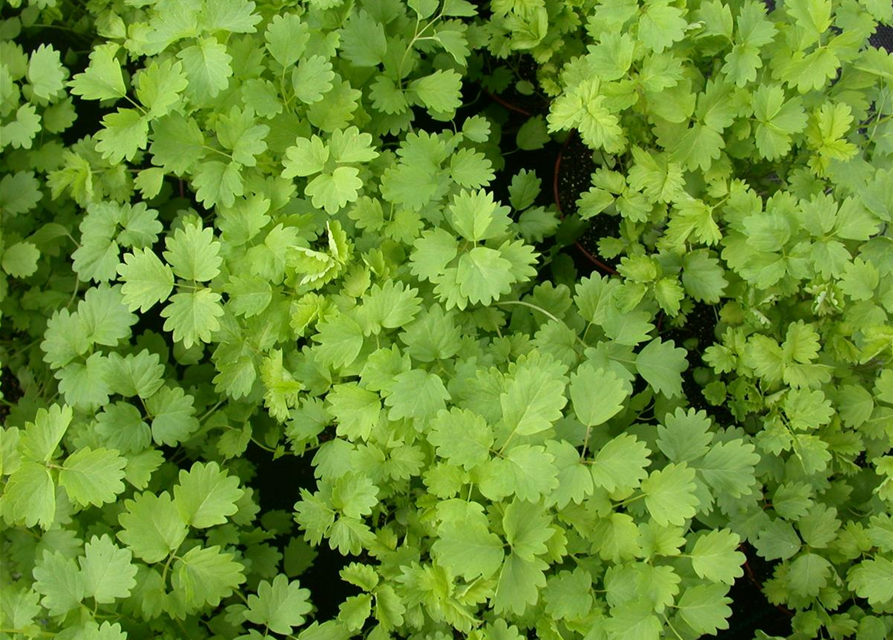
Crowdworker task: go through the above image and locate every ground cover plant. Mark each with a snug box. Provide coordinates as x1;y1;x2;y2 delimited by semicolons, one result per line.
0;1;892;639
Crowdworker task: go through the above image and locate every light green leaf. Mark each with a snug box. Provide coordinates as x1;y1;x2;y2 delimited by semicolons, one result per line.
79;535;137;604
117;491;189;563
690;530;744;585
591;434;651;492
161;289;225;349
569;362;630;427
177;37;233;99
245;575;313;635
58;447;127;508
676;584;732;635
642;462;698;526
32;551;85;616
28;44;65;99
172;545;246;608
428;408;493;470
69;43;125;100
174;461;245;529
636;338;688;398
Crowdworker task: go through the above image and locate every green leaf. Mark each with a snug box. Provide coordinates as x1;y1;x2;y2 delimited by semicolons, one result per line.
164;222;222;282
58;447;127;508
642;462;698;526
503;499;553;561
636;338;688;398
432;502;504;579
32;551;85;616
786;552;832;598
569;362;630;427
604;600;661;640
591;434;651;492
340;10;387;67
216;106;269;166
412;69;463;114
384;369;450;423
77;283;137;347
690;530;745;585
176;37;233;99
428;408;493;470
494;554;548;616
656;408;712;464
95;108;149;163
313;313;365;370
849;557;893;606
449;189;512;242
3;462;56;529
681;250;728;303
516;115;551;151
145;386;200;447
150;113;207;175
192;160;244;209
57;353;112;411
543;568;593;621
676;584;732;635
174;461;245;529
28;44;65;99
117;491;189;563
456;247;515;306
69;43;125;100
754;519;801;561
172;545;246;608
136;58;188;118
450;149;495;189
306;167;363;214
0;171;42;215
481;444;558;502
752;85;807;160
245;575;313;635
638;1;688;53
328;384;381;441
161;289;225;349
19;403;72;462
292;56;335;105
696;439;760;499
283;136;329;178
264;14;309;67
224;274;272;318
499;363;567;436
79;534;137;604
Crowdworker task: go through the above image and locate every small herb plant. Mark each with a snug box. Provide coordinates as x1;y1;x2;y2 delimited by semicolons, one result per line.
0;1;891;640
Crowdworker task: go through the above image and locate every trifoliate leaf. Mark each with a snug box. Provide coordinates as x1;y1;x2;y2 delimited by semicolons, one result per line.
174;461;245;529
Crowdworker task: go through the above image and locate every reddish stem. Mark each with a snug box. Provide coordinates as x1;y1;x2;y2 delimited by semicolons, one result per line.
553;132;618;276
739;544;795;618
483;88;533;117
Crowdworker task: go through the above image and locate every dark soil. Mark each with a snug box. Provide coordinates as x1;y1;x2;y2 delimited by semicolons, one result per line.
721;544;793;639
245;443;360;622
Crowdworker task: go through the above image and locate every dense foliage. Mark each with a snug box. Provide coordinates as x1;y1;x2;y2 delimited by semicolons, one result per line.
0;1;891;639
